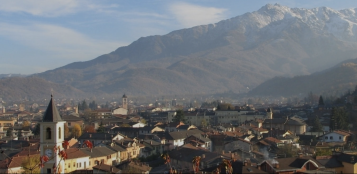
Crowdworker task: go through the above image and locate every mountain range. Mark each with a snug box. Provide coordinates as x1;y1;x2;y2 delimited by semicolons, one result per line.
248;58;357;97
4;4;357;100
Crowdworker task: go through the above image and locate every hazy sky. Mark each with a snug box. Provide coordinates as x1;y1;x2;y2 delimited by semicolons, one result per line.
1;0;357;74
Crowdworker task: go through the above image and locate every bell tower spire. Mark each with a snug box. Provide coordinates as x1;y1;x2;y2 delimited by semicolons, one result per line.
122;94;128;110
40;94;65;174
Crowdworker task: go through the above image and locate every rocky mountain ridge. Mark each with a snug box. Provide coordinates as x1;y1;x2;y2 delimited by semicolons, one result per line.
4;4;357;99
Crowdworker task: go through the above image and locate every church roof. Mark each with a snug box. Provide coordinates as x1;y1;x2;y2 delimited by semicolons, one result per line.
42;95;63;122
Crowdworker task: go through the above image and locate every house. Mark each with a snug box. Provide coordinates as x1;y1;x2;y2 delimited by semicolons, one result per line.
9;126;34;138
62;114;84;128
129;122;146;128
111;127;141;138
120;161;151;174
184;134;212;151
316;155;344;173
139;126;164;134
168;144;239;173
140;140;163;158
0;119;15;129
165;129;205;150
80;146;117;169
92;109;112;117
112;107;128;115
258;155;325;174
106;142;126;165
321;130;351;143
177;124;197;131
224;138;252;153
77;132;125;147
209;133;226;153
263;116;307;134
185;111;211;127
337;153;357;174
200;159;268;174
164;121;185;132
0;154;38;173
114;138;142;161
64;148;90;173
93;163;121;174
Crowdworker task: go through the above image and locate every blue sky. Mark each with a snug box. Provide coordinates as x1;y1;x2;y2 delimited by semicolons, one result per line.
1;0;357;74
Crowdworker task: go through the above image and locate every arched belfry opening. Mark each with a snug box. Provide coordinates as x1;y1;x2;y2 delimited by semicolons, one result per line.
46;127;51;139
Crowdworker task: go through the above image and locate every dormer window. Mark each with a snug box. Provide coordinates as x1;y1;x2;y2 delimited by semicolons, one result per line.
46;127;51;139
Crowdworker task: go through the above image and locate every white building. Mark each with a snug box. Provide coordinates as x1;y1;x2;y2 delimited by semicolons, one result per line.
112;107;128;115
321;130;351;143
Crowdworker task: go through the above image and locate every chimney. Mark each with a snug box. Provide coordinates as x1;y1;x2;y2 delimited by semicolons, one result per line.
257;164;261;170
202;154;205;159
222;150;225;155
150;141;152;145
243;161;247;166
89;134;92;138
274;163;279;169
298;153;303;158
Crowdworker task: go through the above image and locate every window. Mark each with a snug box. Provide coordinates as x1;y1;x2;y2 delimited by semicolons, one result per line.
46;128;51;139
95;160;99;165
101;159;104;164
325;136;328;139
68;122;71;126
73;162;75;167
330;136;333;140
58;127;61;139
68;163;70;168
47;169;51;174
79;163;81;168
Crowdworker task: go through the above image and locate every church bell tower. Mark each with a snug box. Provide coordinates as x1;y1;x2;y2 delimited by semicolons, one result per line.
122;94;128;110
40;95;65;174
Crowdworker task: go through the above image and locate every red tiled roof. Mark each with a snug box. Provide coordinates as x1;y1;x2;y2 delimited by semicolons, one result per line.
264;137;282;143
333;130;351;136
65;148;90;159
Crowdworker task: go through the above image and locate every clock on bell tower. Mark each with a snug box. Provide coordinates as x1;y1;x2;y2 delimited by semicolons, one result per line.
39;95;65;174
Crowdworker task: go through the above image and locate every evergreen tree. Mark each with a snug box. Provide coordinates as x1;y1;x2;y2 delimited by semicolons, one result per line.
17;129;22;138
105;101;109;109
330;107;348;131
318;96;324;106
6;128;12;137
78;102;82;110
97;121;105;133
172;110;186;123
311;116;323;132
81;100;88;110
89;100;97;110
33;123;40;136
